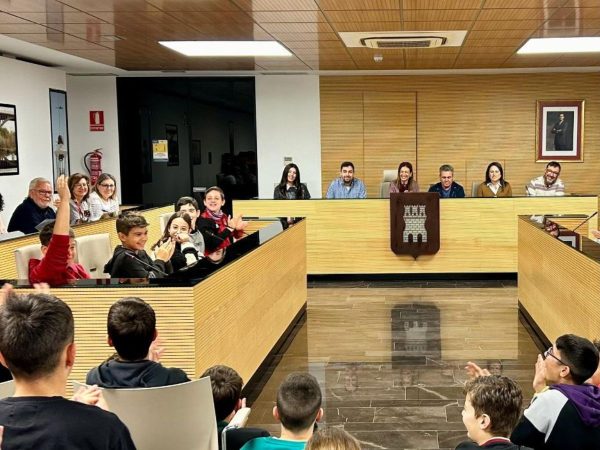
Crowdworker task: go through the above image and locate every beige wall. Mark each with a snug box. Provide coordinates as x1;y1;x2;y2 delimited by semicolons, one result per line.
320;73;600;197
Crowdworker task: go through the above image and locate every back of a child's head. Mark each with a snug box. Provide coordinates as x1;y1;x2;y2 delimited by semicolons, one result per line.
116;212;149;235
107;297;155;361
464;375;523;437
0;292;74;380
277;372;322;433
306;428;361;450
39;220;75;246
201;365;243;421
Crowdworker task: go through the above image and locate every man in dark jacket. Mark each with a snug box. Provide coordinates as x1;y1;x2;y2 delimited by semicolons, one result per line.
428;164;465;198
8;177;56;234
86;297;189;388
511;334;600;449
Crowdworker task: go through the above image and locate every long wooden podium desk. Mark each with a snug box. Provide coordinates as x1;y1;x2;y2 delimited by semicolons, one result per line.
233;196;599;274
3;219;307;389
518;216;600;343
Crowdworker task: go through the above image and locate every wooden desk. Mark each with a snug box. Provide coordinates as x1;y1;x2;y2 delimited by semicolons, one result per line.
518;217;600;342
0;205;173;279
10;220;307;388
233;197;598;274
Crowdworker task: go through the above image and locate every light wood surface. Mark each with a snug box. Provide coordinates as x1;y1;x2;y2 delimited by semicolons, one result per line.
320;73;600;198
12;220;306;391
518;217;600;342
0;205;173;279
233;197;597;274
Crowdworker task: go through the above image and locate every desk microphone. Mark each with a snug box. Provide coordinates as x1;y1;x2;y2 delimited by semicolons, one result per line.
572;211;598;232
126;252;169;277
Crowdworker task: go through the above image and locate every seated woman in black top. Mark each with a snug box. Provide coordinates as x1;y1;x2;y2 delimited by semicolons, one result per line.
274;163;311;200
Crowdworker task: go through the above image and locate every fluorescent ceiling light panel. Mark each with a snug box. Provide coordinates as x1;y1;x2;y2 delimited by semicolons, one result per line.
518;37;600;54
159;41;291;57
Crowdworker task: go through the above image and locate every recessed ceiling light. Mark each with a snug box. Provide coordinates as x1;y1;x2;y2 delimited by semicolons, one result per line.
518;37;600;54
159;41;292;57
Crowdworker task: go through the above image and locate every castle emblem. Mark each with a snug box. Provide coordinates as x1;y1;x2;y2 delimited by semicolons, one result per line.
403;205;427;243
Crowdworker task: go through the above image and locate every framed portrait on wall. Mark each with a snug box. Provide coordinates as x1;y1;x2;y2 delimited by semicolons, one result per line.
536;100;584;162
0;103;19;175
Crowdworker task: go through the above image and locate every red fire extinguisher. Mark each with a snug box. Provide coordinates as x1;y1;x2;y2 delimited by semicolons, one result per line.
84;149;103;185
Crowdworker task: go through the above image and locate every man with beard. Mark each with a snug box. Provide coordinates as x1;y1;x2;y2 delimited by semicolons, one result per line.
526;161;565;196
325;161;367;199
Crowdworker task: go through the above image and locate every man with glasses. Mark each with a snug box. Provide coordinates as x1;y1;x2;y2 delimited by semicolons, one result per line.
526;161;565;196
8;177;56;234
511;334;600;449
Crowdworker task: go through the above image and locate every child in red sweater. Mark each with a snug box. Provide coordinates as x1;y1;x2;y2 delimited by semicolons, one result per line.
199;186;247;254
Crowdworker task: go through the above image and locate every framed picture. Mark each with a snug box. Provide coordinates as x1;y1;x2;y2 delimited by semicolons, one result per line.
536;100;584;162
49;89;70;184
558;230;581;251
0;103;19;175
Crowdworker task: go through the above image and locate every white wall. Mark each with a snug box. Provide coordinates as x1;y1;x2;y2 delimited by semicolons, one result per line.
0;57;66;222
255;75;322;199
66;75;120;202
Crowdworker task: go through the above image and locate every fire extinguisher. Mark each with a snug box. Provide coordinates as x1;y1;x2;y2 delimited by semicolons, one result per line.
84;149;103;185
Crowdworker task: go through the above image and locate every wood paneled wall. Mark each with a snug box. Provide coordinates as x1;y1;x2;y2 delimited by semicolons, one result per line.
518;218;600;341
233;197;597;274
320;73;600;198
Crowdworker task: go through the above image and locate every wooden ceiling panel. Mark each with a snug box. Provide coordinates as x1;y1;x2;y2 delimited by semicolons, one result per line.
405;58;458;69
459;46;517;55
550;7;600;21
259;22;333;33
477;9;557;20
483;0;566;7
347;47;405;58
9;12;109;24
472;19;545;30
91;11;185;24
323;10;402;22
502;54;559;66
306;60;359;69
403;20;474;30
0;23;54;33
403;9;480;21
403;0;483;8
551;55;600;65
145;0;242;12
317;0;400;9
59;23;117;35
60;0;162;12
467;29;536;39
0;0;78;13
293;49;353;60
330;21;403;32
463;38;527;47
232;0;319;11
532;27;600;37
269;31;339;41
250;11;327;23
543;18;600;29
285;40;346;49
166;11;254;25
253;57;311;69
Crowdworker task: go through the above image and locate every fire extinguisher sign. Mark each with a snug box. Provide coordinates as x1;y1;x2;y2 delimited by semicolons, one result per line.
89;111;105;132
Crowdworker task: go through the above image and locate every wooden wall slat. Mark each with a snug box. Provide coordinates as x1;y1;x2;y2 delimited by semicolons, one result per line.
320;73;600;197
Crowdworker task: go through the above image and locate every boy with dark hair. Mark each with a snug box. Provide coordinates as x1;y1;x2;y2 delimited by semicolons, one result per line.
199;187;247;254
0;289;135;449
29;174;90;285
511;333;600;449
242;372;323;450
104;211;174;278
201;365;244;433
457;376;523;449
86;297;189;388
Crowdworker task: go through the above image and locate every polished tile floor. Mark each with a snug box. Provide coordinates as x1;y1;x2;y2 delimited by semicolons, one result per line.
246;282;540;450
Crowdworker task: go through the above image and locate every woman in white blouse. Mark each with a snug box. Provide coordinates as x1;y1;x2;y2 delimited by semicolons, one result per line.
88;173;119;221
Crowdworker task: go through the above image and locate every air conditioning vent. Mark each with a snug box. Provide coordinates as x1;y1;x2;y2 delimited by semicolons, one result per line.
361;37;446;49
339;31;466;49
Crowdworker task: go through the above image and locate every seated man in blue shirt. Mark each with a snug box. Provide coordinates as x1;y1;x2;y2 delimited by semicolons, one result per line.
8;177;56;234
428;164;465;198
325;162;367;199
